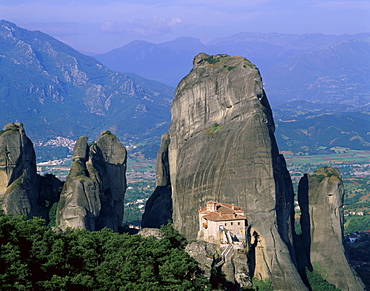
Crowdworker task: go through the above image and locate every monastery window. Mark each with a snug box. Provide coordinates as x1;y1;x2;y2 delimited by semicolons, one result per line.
238;222;240;225
225;223;227;226
231;222;233;226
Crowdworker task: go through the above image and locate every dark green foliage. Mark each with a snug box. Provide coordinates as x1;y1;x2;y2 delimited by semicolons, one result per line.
203;54;229;65
312;167;340;183
101;130;113;136
346;235;370;289
305;267;340;291
160;223;187;249
0;124;19;135
205;123;223;134
123;206;142;224
243;62;254;68
222;65;236;72
203;56;221;64
345;216;370;234
48;203;58;227
248;278;273;290
70;160;88;179
312;174;325;183
0;215;210;290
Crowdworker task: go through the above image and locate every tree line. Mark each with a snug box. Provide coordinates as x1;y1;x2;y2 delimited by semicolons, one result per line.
0;214;209;290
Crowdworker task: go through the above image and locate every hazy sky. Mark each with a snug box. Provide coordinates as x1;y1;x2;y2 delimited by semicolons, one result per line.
1;0;369;53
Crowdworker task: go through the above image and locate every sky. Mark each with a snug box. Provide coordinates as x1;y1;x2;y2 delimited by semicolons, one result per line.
0;0;369;54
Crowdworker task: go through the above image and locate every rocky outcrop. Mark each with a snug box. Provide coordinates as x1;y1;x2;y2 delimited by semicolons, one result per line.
220;247;252;290
297;167;365;290
185;241;217;280
147;53;306;290
56;132;127;231
138;228;165;240
231;249;252;289
141;133;172;227
0;123;42;218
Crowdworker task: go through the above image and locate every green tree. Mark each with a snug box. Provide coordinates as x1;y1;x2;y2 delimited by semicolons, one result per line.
0;214;209;290
305;267;341;291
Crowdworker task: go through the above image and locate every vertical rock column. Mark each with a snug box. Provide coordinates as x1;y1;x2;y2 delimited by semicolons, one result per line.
297;167;365;290
165;53;306;290
0;123;41;218
142;133;172;228
57;132;127;231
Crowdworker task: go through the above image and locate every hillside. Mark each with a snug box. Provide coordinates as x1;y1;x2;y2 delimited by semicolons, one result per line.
274;108;370;153
96;37;206;87
0;20;173;158
1;20;369;160
95;33;370;107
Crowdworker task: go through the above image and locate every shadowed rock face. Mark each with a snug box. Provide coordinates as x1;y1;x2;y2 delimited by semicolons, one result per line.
141;133;172;227
57;132;127;232
0;123;41;218
148;53;307;290
297;167;365;290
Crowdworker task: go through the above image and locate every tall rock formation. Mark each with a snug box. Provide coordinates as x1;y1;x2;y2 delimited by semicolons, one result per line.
297;167;365;290
0;123;41;218
57;132;127;231
146;53;307;290
141;133;172;227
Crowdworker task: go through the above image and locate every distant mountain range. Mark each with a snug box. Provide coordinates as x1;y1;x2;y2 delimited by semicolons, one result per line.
95;32;370;154
264;38;370;106
0;20;173;158
1;20;369;159
96;37;205;87
95;32;370;107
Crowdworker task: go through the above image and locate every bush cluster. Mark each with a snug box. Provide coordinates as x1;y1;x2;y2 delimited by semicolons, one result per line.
205;123;223;134
0;215;210;290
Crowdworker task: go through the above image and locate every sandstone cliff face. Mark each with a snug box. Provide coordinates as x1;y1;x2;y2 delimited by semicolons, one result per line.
150;53;306;290
297;167;365;290
141;133;172;227
57;132;126;231
0;123;41;218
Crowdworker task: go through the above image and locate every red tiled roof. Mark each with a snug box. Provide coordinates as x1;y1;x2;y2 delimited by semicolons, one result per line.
199;201;246;221
199;202;243;213
199;207;208;213
218;202;243;212
203;212;246;221
217;206;234;214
